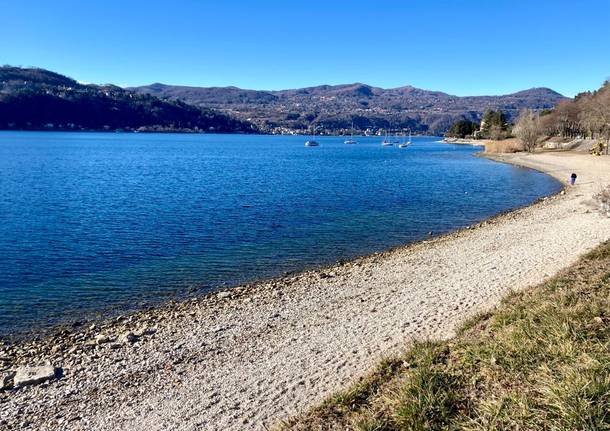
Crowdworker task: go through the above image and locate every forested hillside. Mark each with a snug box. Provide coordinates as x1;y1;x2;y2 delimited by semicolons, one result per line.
0;67;257;133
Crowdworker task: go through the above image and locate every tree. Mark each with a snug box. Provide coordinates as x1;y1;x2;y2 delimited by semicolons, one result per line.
579;81;610;142
513;109;541;152
481;109;508;139
489;124;506;140
447;120;479;138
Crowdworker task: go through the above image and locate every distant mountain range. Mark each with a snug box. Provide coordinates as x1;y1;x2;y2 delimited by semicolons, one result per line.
0;66;568;135
0;67;257;133
131;82;568;134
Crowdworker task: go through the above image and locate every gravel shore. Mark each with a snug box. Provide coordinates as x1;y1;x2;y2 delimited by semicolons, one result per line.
2;152;610;430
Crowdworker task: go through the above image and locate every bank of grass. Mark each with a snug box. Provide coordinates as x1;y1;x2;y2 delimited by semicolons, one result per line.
484;138;523;153
280;241;610;430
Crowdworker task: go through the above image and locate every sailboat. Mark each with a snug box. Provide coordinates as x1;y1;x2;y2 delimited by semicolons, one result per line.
344;121;357;144
399;130;412;148
381;130;393;146
305;125;319;147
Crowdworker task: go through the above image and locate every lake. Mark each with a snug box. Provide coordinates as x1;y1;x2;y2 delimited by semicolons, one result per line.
0;132;561;336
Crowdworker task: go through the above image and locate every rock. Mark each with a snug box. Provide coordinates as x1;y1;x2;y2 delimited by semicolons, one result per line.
1;371;15;390
95;334;111;345
133;327;156;337
216;291;231;299
13;365;59;388
118;332;138;344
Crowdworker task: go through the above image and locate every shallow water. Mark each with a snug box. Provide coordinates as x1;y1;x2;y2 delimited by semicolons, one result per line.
0;132;561;336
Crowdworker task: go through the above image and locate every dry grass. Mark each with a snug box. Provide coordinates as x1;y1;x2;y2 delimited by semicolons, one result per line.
280;240;610;430
484;138;524;154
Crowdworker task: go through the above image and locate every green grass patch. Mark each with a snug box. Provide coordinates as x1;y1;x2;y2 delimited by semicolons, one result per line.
280;241;610;430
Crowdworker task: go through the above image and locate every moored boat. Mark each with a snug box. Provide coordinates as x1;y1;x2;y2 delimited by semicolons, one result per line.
344;120;357;144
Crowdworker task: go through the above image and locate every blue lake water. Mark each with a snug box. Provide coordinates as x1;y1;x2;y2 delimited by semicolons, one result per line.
0;132;561;337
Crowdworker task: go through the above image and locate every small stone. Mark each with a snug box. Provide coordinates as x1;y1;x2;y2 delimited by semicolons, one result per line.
133;327;156;337
119;332;138;344
95;334;110;345
216;291;231;299
13;365;59;388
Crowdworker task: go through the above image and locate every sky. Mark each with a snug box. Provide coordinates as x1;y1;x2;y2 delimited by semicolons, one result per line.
1;0;609;97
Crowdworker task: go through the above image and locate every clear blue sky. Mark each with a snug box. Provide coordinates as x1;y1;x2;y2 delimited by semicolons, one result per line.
2;0;609;97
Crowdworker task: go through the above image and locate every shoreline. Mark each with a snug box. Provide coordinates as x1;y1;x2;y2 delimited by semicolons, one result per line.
0;177;563;344
440;137;486;146
2;151;610;430
0;143;550;343
0;155;561;344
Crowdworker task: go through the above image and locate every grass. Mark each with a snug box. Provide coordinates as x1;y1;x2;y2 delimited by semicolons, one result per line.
484;138;524;154
280;240;610;430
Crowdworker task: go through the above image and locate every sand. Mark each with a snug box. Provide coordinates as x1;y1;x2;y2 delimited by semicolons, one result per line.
1;151;610;431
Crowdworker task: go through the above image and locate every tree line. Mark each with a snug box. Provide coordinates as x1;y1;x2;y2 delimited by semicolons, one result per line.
447;80;610;152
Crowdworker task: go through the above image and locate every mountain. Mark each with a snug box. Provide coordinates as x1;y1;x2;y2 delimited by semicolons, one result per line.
0;67;258;133
132;82;567;134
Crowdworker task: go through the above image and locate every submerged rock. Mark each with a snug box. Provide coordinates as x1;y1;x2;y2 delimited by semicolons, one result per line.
13;365;59;388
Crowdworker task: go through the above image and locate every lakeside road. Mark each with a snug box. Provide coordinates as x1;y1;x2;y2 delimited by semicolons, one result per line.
2;152;610;430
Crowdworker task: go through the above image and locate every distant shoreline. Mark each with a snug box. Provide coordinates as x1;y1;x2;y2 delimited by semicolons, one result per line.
0;128;262;135
440;137;486;146
0;129;439;137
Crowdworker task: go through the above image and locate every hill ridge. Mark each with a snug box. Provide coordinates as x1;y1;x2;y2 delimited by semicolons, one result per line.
131;81;567;134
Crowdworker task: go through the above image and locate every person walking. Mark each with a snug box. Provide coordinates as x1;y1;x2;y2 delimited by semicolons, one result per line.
570;173;577;185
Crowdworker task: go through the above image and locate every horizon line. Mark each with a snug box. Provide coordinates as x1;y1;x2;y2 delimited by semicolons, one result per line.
5;64;578;99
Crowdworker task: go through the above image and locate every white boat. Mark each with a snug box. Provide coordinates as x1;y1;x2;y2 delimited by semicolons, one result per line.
399;130;412;148
344;121;357;144
305;125;319;147
381;130;393;146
